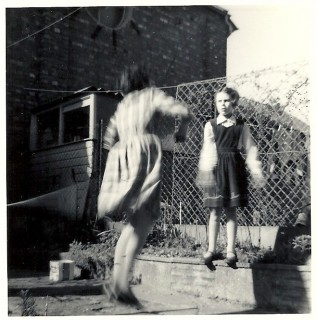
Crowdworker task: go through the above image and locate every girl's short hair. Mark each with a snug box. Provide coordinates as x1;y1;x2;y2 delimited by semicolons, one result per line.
119;64;150;94
215;86;240;107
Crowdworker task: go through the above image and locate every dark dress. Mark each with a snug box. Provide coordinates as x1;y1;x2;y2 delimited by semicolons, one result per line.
203;118;248;208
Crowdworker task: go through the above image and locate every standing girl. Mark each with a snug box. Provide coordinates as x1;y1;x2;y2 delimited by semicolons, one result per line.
97;64;191;306
196;87;265;267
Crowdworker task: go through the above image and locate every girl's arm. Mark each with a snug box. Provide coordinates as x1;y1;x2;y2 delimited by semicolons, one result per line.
103;113;118;149
196;122;217;188
240;124;266;187
152;88;192;141
152;88;191;119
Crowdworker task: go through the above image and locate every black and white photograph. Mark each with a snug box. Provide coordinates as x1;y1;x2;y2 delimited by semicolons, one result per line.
4;0;315;317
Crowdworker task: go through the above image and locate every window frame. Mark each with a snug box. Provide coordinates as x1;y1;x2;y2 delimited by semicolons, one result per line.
30;94;96;151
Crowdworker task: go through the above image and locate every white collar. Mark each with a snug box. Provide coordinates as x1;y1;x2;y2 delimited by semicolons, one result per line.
216;115;236;125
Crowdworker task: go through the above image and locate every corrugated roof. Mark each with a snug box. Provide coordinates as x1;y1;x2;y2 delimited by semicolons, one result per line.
32;86;122;113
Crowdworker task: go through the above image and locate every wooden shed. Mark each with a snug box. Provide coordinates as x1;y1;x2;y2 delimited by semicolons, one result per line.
27;87;121;221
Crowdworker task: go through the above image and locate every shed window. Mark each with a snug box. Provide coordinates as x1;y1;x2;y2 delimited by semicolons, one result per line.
63;106;90;143
31;95;94;151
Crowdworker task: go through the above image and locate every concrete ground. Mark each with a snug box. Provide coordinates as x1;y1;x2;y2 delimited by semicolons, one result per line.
7;272;274;316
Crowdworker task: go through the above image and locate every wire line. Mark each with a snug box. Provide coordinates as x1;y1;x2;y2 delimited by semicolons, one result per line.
22;87;120;93
7;84;179;94
6;7;83;49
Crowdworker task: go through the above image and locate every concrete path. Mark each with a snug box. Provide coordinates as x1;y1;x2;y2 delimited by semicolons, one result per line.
7;274;271;316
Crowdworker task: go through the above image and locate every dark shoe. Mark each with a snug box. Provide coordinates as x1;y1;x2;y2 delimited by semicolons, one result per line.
102;283;143;309
225;252;238;268
117;287;143;309
203;251;216;265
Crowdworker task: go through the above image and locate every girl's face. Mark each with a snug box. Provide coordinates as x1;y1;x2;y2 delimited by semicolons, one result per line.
215;92;234;117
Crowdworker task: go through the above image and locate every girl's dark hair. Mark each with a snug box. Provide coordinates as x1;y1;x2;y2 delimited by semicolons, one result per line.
215;86;240;107
119;64;151;94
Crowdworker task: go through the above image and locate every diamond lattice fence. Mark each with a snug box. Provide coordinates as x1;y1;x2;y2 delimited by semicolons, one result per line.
165;62;310;227
98;62;310;227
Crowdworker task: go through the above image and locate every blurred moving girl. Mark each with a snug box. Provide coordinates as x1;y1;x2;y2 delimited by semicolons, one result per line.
98;64;191;306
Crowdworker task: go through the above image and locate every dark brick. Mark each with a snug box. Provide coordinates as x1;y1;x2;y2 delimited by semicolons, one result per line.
6;5;232;201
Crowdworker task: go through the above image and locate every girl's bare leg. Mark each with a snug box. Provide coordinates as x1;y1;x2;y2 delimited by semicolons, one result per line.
225;207;238;255
113;211;154;294
112;223;134;292
206;208;221;253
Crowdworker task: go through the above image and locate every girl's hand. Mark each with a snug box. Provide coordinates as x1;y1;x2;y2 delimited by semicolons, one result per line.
252;172;266;189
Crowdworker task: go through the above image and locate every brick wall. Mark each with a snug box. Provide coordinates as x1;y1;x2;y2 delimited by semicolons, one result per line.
6;6;232;202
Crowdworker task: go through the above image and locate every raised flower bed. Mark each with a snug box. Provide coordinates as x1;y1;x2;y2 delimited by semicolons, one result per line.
64;222;311;313
134;254;311;313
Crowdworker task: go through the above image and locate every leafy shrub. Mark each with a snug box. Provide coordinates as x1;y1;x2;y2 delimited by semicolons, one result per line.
142;223;311;265
68;223;311;280
236;234;311;265
142;222;225;259
289;234;311;264
68;229;120;280
236;245;277;264
292;234;311;252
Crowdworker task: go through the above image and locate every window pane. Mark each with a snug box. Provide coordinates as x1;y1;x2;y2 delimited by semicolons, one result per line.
63;106;89;143
37;109;59;148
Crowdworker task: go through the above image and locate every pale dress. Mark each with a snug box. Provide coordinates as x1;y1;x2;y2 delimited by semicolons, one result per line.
97;87;190;220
